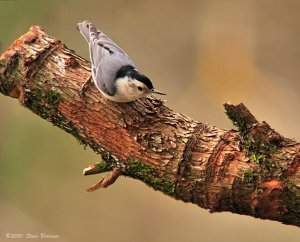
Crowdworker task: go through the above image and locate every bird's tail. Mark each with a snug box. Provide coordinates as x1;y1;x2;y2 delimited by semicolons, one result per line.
76;20;95;43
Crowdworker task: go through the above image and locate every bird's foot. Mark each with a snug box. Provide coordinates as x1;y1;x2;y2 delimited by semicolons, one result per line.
79;75;92;97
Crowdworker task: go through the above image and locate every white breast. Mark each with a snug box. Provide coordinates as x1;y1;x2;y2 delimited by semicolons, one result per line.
99;76;145;103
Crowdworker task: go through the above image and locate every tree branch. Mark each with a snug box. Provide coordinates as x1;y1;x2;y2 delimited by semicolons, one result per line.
0;26;299;227
85;168;122;192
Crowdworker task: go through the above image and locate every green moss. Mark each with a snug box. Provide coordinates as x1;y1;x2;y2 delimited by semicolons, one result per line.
243;139;276;163
75;133;88;149
127;159;154;176
125;159;175;197
160;180;174;196
225;111;249;135
242;167;262;187
25;88;61;119
225;106;285;182
242;167;267;194
242;168;255;184
94;161;112;173
238;129;285;183
252;153;267;164
46;90;60;105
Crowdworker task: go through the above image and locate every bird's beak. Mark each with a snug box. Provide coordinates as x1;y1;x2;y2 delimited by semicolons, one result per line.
151;88;166;95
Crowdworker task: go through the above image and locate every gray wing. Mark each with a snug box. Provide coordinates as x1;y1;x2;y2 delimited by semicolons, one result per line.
77;21;136;95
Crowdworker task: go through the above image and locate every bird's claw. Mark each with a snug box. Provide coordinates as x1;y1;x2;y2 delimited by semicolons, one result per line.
79;75;92;98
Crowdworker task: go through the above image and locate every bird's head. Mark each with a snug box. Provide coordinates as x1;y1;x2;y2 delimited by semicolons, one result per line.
114;65;165;102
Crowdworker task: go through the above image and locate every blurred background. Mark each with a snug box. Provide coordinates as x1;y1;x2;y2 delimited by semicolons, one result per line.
0;0;300;241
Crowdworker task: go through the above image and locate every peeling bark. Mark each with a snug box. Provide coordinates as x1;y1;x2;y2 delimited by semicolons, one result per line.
0;26;299;227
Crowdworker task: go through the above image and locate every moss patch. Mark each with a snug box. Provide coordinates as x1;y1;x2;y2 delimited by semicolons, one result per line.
226;111;248;135
226;116;285;183
94;161;112;173
243;137;285;182
25;88;61;119
225;104;286;182
242;168;257;184
241;167;264;193
46;89;60;105
125;159;175;197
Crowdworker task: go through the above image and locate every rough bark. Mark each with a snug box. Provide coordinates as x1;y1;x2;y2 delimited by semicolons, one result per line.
0;26;299;227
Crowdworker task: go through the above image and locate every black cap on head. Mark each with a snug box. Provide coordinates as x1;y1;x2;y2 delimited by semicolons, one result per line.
116;65;153;89
115;65;136;79
134;74;153;89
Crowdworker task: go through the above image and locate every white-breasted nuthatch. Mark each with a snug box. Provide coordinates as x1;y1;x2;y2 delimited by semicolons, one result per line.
76;21;166;102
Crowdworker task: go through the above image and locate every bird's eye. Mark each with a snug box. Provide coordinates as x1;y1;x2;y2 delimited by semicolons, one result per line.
137;86;143;91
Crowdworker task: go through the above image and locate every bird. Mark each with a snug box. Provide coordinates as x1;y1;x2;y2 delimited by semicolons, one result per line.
76;21;166;103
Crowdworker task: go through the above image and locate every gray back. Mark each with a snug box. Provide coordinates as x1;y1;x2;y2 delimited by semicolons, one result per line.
77;21;136;95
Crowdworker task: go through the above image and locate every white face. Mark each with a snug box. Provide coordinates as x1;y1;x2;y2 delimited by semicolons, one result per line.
110;76;150;103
